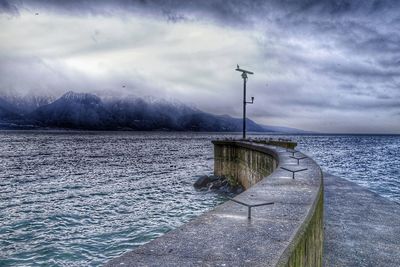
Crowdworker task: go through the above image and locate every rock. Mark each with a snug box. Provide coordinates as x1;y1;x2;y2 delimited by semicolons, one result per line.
209;180;223;190
194;175;244;197
216;183;245;196
208;175;220;182
235;187;244;194
194;175;211;188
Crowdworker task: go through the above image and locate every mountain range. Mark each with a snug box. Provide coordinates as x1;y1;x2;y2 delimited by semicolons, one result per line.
0;91;306;132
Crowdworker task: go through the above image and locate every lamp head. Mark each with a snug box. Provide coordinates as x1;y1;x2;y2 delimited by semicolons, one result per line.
235;64;254;75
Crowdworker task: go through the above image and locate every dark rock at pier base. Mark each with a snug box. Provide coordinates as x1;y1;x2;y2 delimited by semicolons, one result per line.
193;175;215;188
194;175;244;196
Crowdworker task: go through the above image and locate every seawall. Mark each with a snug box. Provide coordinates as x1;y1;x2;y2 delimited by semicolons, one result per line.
323;173;400;266
212;141;323;266
105;140;324;266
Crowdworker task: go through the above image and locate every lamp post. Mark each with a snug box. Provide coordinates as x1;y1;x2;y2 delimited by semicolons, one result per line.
235;65;254;139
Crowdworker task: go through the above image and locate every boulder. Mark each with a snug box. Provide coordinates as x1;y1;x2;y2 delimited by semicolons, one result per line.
194;175;211;188
209;180;223;190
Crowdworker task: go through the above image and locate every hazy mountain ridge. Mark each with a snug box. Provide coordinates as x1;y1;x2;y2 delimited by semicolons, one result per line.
0;94;54;114
0;97;22;121
0;91;305;132
30;92;115;130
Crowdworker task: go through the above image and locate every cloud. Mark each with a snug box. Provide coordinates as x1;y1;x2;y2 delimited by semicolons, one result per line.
0;0;18;15
0;0;400;133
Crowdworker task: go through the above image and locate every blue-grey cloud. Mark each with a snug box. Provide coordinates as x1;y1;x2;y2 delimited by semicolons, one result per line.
1;0;400;133
0;0;18;15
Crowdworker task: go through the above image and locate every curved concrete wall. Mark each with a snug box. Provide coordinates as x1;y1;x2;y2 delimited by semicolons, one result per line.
214;142;278;189
105;140;323;267
213;141;323;267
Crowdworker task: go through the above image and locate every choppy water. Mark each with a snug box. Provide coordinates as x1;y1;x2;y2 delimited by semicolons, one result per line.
290;134;400;204
0;131;399;266
0;131;224;266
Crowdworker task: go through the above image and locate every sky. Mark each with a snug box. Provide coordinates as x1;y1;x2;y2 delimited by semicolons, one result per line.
0;0;399;133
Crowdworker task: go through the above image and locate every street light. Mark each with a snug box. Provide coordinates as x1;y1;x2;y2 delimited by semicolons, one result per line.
235;64;254;139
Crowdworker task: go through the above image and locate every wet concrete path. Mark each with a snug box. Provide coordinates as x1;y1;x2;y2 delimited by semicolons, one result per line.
324;173;400;267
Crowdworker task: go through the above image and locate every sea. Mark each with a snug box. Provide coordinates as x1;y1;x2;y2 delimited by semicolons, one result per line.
0;131;399;266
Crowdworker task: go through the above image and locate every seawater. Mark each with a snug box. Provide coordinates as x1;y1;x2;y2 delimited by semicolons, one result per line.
290;134;400;203
0;131;399;266
0;131;223;267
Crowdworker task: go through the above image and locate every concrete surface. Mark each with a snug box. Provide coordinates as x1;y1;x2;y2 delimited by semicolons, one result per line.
104;141;323;267
324;173;400;267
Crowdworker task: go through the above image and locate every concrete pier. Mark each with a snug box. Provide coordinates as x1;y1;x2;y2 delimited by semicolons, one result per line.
105;141;323;266
324;173;400;266
104;140;400;266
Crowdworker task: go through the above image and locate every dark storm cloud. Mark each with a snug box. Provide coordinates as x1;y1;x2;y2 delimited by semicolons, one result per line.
1;0;400;133
2;0;396;20
0;0;18;15
321;63;400;80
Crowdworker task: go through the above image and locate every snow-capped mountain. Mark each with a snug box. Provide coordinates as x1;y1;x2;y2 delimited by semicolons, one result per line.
27;91;267;131
30;91;116;130
0;96;38;129
0;97;22;121
0;91;305;132
0;94;54;114
104;96;200;130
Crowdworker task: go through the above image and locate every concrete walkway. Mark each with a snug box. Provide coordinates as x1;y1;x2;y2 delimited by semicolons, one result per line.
324;173;400;267
104;143;323;267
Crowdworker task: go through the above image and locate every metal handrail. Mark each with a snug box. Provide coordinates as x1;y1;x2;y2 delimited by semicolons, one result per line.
289;155;308;165
228;197;274;219
286;149;298;156
280;166;308;179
